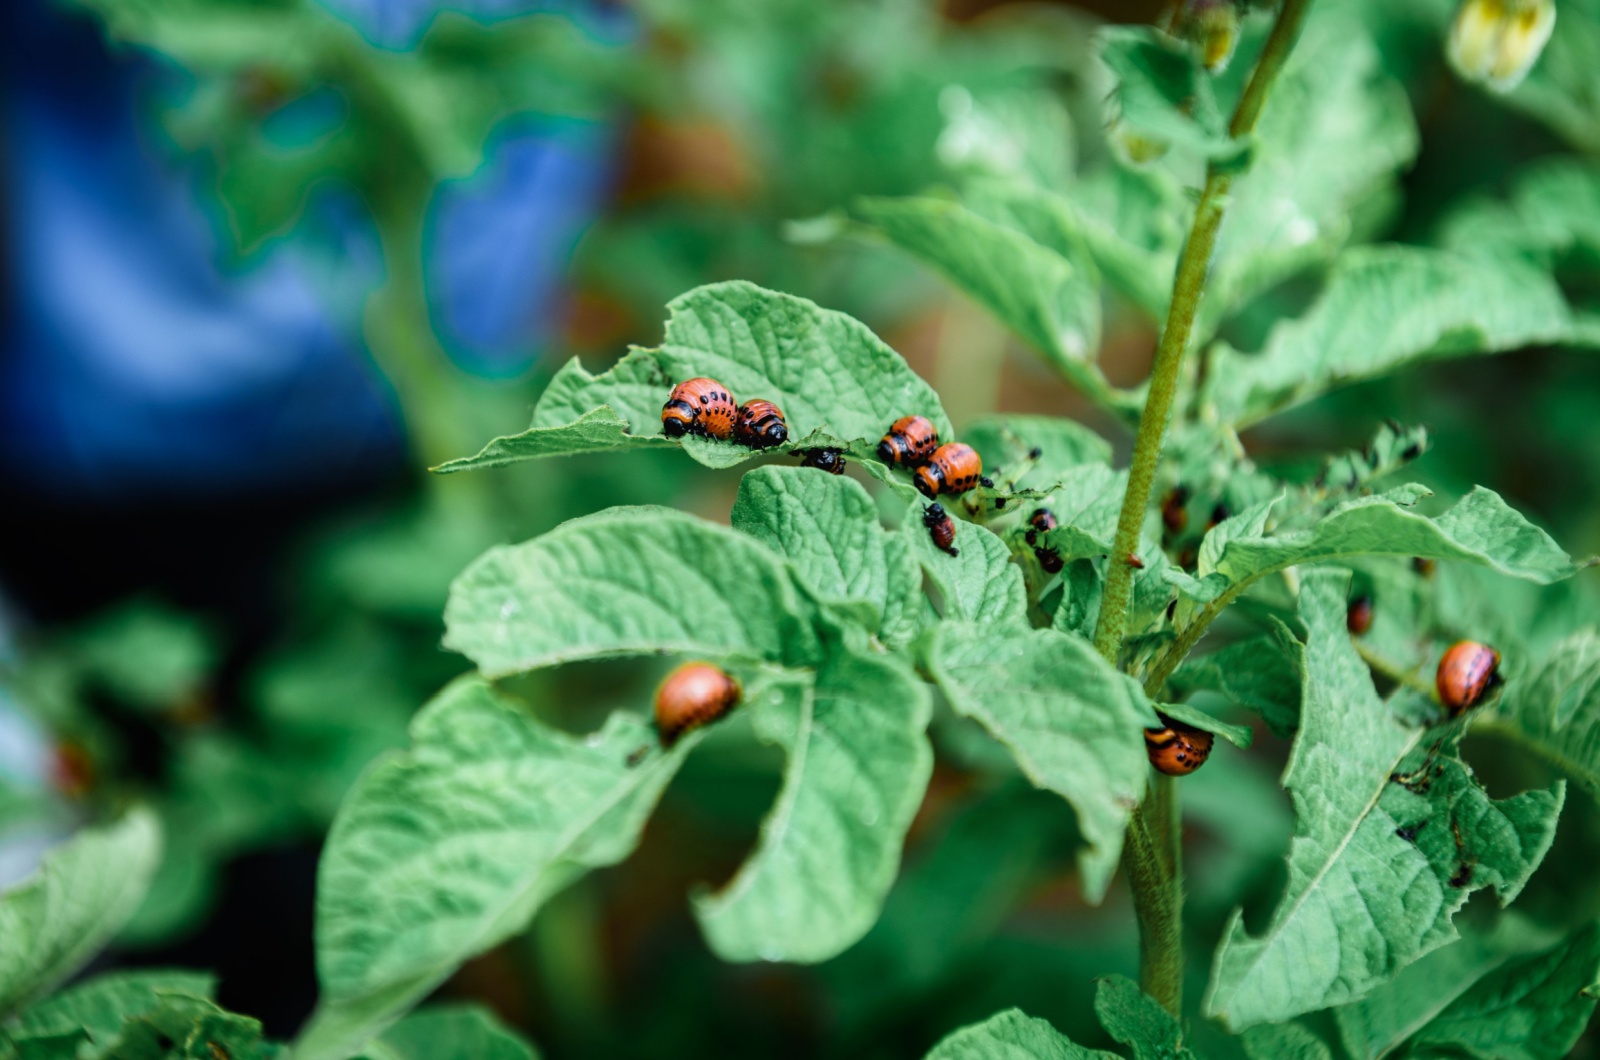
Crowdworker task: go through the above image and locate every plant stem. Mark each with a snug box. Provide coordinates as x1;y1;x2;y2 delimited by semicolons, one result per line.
1124;775;1183;1009
1093;0;1316;1018
1092;0;1313;669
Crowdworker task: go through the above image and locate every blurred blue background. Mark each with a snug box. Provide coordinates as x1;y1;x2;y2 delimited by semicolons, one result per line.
0;0;619;500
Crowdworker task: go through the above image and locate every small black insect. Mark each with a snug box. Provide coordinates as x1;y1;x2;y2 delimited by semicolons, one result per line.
1401;442;1422;461
923;503;958;556
979;476;994;489
1449;862;1474;888
994;497;1007;510
797;447;846;474
1028;446;1043;460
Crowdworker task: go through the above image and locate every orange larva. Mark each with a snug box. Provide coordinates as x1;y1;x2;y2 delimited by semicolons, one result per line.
734;399;788;449
654;662;741;746
1436;641;1502;716
1144;721;1214;776
877;415;940;467
662;378;737;440
1347;595;1374;636
913;443;982;499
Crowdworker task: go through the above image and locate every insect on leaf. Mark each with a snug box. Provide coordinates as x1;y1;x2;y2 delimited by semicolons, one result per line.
925;622;1158;902
451;282;952;471
693;648;933;964
901;500;1028;625
1204;571;1565;1030
298;677;697;1060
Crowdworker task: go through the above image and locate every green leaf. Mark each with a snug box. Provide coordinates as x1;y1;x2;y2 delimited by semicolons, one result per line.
298;677;694;1060
693;648;932;963
10;970;216;1051
1156;702;1252;749
95;994;271;1060
1402;922;1600;1060
924;1008;1117;1060
731;466;927;649
925;622;1157;902
1097;27;1230;159
854;196;1113;407
1094;975;1199;1060
963;414;1113;492
1331;920;1536;1060
485;281;950;470
1204;247;1574;428
1169;625;1303;737
1439;157;1600;266
1204;572;1566;1030
443;507;825;678
900;501;1027;625
0;808;162;1016
433;407;675;473
2;1030;88;1060
365;1005;537;1060
1240;1023;1333;1060
1489;630;1600;796
1181;488;1583;615
1065;162;1186;319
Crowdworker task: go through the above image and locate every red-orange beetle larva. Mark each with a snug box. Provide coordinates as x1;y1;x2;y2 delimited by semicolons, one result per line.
1144;720;1214;776
654;662;741;746
1347;595;1374;636
662;378;737;440
913;443;983;499
877;415;940;467
1436;640;1502;716
733;399;788;449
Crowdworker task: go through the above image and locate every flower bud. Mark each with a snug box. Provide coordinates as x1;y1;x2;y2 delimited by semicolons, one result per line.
1172;0;1241;73
1447;0;1556;94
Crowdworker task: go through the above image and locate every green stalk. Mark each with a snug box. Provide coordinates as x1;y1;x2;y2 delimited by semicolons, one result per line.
1093;0;1314;667
1096;0;1316;1016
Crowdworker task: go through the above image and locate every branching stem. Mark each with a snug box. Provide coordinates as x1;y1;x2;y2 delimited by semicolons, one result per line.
1098;0;1316;1017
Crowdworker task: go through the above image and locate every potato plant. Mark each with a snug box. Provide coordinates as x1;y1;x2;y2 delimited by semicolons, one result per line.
5;0;1600;1058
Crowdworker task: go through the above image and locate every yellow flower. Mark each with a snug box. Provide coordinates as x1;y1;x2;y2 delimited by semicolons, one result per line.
1448;0;1557;93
